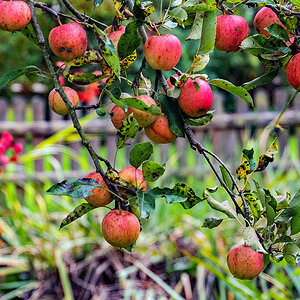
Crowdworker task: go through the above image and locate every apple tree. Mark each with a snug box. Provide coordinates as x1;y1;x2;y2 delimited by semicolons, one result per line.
0;0;299;279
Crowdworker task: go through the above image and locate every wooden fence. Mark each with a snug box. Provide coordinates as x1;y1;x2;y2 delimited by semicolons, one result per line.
0;87;300;182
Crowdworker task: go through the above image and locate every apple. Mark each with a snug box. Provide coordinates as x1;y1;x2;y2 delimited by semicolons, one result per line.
227;244;264;280
286;53;300;90
215;15;249;52
101;209;140;247
253;7;283;38
0;1;31;32
127;95;157;127
178;77;213;117
107;25;126;54
48;86;79;115
119;166;146;191
144;34;182;70
85;171;113;207
110;105;126;129
145;115;177;144
48;22;87;61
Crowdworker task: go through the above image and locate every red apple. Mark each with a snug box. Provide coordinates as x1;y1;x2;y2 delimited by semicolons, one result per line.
227;244;264;280
48;22;87;61
178;78;213;117
107;25;126;54
48;86;79;115
0;1;31;32
145;115;177;144
85;171;113;207
215;15;249;52
144;34;182;70
127;95;157;127
253;7;283;38
286;53;300;89
101;209;140;247
110;105;127;129
119;166;146;191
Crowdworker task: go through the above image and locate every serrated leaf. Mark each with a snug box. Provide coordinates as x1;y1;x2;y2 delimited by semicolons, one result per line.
255;138;278;172
265;23;290;42
202;217;223;229
122;97;162;116
243;227;268;253
148;183;205;209
117;115;140;149
137;190;156;218
209;79;254;107
46;178;101;199
129;142;153;168
242;69;279;91
142;161;165;182
198;11;217;54
159;94;185;138
118;21;143;60
60;203;96;229
185;112;213;127
204;191;236;218
186;11;204;40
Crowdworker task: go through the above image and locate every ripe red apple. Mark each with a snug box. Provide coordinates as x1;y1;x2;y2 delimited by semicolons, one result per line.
48;22;87;61
215;15;249;52
101;209;140;247
107;25;126;53
85;171;113;207
127;95;157;127
286;53;300;89
144;34;182;70
119;166;146;191
253;7;283;38
178;78;213;117
145;115;177;144
0;1;31;32
110;105;127;129
227;244;264;280
48;87;79;115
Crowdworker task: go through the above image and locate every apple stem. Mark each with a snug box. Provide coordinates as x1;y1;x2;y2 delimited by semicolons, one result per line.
57;18;63;26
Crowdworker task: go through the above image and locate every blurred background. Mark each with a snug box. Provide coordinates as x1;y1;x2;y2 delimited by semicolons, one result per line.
0;0;299;299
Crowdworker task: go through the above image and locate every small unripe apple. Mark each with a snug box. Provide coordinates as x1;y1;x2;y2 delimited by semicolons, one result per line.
144;34;182;71
127;95;157;127
215;15;249;52
107;25;126;53
48;22;87;61
145;115;177;144
253;7;283;38
286;53;300;90
110;105;127;129
178;78;213;117
101;209;140;247
119;166;146;191
0;1;31;32
227;244;264;280
48;87;79;115
85;171;113;207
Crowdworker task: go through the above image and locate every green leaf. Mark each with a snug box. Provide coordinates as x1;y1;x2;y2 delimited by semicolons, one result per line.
60;203;96;229
0;66;44;89
142;161;165;182
277;189;300;235
243;227;268;254
204;191;236;218
246;0;276;5
122;97;163;116
185;112;213;127
278;13;298;32
254;180;266;208
209;79;254;107
265;23;290;42
117;115;140;149
159;94;185;138
198;11;217;54
118;21;143;60
137;190;156;218
46;178;101;199
169;7;188;26
283;243;300;267
65;72;108;85
129;142;153;168
242;69;279;91
255;138;278;172
202;217;223;229
220;165;234;192
264;189;276;226
94;0;103;7
186;11;204;40
148;183;205;209
105;89;127;111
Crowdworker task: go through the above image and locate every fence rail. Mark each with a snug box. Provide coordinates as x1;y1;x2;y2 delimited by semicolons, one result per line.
0;87;299;182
